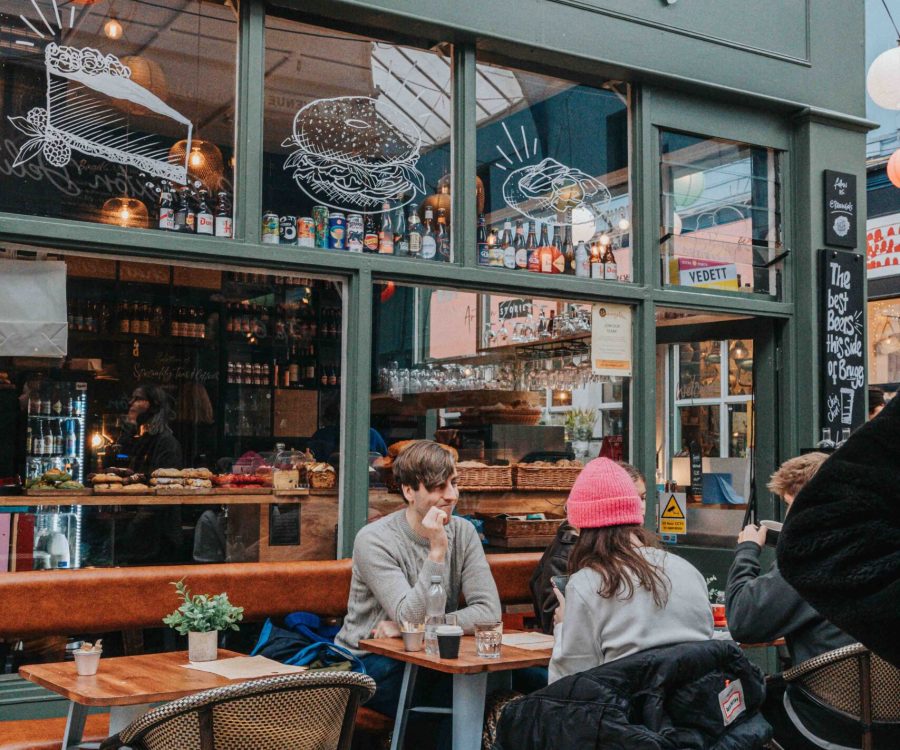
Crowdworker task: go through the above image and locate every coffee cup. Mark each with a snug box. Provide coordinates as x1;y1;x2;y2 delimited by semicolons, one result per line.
435;624;464;659
401;626;425;652
73;648;102;676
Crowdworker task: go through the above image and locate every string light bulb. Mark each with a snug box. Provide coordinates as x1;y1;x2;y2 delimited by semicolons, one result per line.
103;16;123;40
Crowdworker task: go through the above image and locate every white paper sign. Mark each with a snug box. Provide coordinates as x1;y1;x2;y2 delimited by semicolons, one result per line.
0;260;68;357
591;303;632;377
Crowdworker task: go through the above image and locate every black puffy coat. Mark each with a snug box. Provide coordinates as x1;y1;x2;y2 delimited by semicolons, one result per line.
494;640;771;750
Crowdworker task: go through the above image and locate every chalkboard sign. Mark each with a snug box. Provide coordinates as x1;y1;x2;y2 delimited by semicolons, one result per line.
688;441;703;501
824;170;857;248
820;249;865;434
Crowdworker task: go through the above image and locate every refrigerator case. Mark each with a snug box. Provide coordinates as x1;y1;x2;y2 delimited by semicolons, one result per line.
24;380;88;484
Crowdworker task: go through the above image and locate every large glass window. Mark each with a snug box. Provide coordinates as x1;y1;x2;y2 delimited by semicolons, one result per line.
262;16;452;259
0;250;345;571
475;60;631;279
0;1;236;235
660;131;783;297
370;283;632;550
868;298;900;387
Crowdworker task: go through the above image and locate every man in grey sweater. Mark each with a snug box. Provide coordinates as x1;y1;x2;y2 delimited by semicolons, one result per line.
335;440;501;717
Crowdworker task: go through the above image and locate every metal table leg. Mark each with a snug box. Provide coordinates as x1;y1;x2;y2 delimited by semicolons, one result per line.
390;663;418;750
108;703;151;736
452;672;487;750
62;701;88;750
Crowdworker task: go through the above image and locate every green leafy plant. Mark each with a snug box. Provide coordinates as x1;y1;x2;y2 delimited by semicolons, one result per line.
162;579;243;635
565;408;596;439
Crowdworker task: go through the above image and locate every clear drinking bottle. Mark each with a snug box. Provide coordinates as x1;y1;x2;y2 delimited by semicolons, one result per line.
424;575;447;656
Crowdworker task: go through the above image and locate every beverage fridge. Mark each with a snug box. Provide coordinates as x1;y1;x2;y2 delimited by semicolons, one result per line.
23;378;88;484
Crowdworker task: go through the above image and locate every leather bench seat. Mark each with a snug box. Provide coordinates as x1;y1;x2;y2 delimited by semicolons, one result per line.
1;714;108;750
0;553;540;748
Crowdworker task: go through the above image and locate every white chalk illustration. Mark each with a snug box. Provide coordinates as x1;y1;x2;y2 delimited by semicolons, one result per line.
826;394;841;424
8;43;192;183
502;157;611;227
839;388;855;426
282;96;425;213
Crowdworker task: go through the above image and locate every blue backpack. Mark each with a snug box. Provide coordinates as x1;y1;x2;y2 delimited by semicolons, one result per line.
250;612;366;673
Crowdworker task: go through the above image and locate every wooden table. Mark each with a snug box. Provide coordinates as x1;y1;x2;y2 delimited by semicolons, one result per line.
359;636;551;750
19;650;245;749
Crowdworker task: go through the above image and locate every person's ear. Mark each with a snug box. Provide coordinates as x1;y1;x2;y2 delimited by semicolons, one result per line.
401;483;414;504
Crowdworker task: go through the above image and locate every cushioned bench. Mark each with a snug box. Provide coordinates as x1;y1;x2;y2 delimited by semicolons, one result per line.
0;553;540;748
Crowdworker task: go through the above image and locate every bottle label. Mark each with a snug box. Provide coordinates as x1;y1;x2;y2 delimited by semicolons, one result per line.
540;250;553;274
503;246;516;269
197;213;214;235
409;233;422;255
215;216;233;238
364;233;379;252
185;213;196;232
159;208;174;230
515;247;528;268
591;261;603;279
396;239;410;256
421;235;437;259
605;262;618;280
478;242;491;266
378;232;394;254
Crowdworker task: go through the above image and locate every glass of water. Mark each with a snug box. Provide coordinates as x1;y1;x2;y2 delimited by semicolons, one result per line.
425;613;457;656
474;621;503;659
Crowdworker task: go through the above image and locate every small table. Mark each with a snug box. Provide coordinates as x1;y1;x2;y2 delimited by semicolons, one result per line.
19;649;245;750
359;636;551;750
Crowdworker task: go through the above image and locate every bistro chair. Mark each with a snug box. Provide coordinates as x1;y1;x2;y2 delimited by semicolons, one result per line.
99;670;376;750
766;643;900;750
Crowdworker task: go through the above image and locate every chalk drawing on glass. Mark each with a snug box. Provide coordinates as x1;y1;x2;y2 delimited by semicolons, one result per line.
282;96;425;214
7;41;192;184
494;123;612;228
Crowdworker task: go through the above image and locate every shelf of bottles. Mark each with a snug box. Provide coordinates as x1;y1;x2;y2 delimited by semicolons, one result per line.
68;296;208;342
25;386;87;483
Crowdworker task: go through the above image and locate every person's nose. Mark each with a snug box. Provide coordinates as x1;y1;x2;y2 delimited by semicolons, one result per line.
444;483;459;502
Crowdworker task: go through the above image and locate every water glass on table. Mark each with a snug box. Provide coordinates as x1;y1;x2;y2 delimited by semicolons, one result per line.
425;613;457;655
474;621;503;659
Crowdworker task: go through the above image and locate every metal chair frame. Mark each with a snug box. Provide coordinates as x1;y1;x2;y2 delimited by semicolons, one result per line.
99;670;376;750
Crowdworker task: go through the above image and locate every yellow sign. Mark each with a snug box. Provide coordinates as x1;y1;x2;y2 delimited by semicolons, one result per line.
659;492;687;534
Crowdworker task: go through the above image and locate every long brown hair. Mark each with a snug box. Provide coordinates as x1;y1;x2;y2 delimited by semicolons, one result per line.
568;526;670;608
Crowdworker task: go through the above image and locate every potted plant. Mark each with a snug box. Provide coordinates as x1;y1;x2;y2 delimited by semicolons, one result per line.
162;579;243;662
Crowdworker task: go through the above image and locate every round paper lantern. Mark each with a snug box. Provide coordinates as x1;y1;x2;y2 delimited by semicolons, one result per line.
867;46;900;110
101;196;149;228
888;149;900;188
168;139;225;191
673;170;705;209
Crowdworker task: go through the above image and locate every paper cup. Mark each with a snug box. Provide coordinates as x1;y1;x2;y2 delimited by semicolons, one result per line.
402;630;425;652
73;649;101;676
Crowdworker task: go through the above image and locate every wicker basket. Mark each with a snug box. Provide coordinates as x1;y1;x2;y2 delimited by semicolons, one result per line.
476;513;565;538
514;464;584;491
456;465;513;491
479;409;541;426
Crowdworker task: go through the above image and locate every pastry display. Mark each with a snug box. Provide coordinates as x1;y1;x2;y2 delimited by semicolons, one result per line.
25;469;85;492
308;462;336;489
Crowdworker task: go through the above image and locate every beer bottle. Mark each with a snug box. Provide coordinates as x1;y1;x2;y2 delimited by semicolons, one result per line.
421;207;437;260
378;201;394;254
551;225;564;273
436;208;450;261
394;201;409;256
590;243;603;279
174;188;195;233
501;220;515;269
525;221;539;271
538;223;552;273
214;192;233;238
407;204;423;258
514;219;527;269
563;225;575;275
575;240;589;278
477;214;490;266
158;185;175;231
196;190;214;235
363;215;379;253
603;243;618;280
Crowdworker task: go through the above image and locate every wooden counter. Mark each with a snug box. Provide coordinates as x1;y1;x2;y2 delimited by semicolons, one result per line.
0;490;337;506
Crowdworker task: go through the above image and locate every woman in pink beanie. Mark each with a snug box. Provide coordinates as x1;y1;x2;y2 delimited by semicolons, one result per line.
549;458;713;682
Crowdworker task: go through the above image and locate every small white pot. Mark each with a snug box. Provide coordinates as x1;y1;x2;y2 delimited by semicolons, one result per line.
188;630;219;662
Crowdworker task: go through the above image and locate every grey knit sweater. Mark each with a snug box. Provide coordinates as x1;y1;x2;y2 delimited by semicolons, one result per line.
335;510;501;655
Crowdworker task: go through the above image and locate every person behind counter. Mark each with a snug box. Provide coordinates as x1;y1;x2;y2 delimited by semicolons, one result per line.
114;384;182;475
335;440;501;718
549;458;712;683
530;462;647;635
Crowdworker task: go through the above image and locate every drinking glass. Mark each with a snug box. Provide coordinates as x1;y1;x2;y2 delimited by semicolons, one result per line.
425;613;458;656
474;621;503;659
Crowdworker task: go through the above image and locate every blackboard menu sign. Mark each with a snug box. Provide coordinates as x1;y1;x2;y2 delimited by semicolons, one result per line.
820;249;865;434
688;441;703;501
824;170;857;248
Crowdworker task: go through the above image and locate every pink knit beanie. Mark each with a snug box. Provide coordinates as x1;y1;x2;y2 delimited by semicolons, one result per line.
567;458;643;528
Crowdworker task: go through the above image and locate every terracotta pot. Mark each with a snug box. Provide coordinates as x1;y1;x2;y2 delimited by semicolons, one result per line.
188;630;218;662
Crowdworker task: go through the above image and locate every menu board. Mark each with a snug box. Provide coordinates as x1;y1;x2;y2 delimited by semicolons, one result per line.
820;249;865;433
824;170;857;249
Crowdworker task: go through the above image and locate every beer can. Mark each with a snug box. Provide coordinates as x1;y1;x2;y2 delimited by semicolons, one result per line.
297;217;315;247
262;211;279;244
279;215;298;245
328;212;347;250
347;213;364;253
312;206;329;248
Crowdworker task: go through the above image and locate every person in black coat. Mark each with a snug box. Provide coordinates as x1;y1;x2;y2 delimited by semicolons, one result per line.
494;639;771;749
778;395;900;669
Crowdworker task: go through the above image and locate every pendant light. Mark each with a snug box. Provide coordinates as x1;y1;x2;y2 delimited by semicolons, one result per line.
101;196;149;228
730;340;749;361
